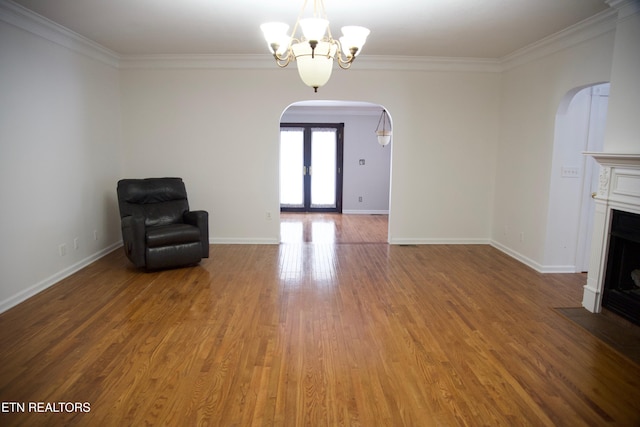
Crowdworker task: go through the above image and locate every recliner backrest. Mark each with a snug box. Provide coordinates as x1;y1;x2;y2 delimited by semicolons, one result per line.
117;178;190;227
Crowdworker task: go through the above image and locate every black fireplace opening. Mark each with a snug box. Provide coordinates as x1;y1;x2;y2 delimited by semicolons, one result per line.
603;209;640;326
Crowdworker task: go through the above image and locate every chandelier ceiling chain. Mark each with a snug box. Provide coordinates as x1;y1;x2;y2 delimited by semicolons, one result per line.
260;0;370;92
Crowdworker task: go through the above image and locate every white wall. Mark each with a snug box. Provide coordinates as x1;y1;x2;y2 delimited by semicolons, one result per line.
0;18;124;311
281;106;392;213
603;2;640;153
120;68;285;243
387;71;501;244
120;67;501;245
491;25;616;270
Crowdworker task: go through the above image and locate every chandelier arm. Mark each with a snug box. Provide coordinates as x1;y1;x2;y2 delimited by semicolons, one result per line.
335;38;359;69
337;59;353;70
325;28;333;42
272;50;287;62
274;54;293;68
336;49;355;69
272;36;301;66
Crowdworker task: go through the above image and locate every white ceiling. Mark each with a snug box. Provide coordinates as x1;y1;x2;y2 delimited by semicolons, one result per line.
10;0;610;59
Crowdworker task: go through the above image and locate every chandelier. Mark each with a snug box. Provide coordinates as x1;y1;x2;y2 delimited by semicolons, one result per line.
260;0;370;92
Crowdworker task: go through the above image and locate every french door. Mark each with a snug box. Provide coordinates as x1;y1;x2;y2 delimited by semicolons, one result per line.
280;123;344;212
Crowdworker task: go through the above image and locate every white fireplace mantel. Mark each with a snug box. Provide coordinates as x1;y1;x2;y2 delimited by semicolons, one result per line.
582;152;640;313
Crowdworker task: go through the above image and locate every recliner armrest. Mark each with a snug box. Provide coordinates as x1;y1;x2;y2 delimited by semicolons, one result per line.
184;210;209;258
121;215;146;267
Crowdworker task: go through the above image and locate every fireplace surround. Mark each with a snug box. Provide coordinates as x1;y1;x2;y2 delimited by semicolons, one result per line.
582;153;640;323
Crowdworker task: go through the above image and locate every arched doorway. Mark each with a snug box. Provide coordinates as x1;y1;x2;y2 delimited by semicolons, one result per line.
544;83;609;271
278;100;393;243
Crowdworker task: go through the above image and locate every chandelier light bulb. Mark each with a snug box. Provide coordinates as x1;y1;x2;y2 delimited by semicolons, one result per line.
340;26;370;56
299;18;329;41
260;22;290;55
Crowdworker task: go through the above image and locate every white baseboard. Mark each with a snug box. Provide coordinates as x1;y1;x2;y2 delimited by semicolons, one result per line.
0;242;122;314
490;240;543;272
582;281;602;313
342;210;389;215
210;237;279;244
390;237;490;245
489;240;578;273
539;265;579;273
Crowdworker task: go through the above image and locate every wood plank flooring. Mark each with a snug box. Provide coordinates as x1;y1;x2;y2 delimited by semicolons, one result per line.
280;213;389;244
1;214;639;426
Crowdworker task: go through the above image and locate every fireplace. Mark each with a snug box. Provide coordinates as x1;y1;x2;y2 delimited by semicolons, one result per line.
602;210;640;325
582;153;640;318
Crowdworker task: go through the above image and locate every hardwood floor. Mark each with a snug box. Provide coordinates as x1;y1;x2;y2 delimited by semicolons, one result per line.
280;213;388;244
1;214;639;426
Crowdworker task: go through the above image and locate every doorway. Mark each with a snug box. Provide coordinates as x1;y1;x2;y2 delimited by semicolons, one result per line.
545;82;609;272
280;123;344;212
278;100;393;243
575;83;609;271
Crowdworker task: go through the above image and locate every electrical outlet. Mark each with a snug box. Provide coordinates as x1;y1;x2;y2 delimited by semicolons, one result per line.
520;232;525;242
93;230;98;241
266;211;272;220
73;237;79;250
59;244;67;256
358;196;363;202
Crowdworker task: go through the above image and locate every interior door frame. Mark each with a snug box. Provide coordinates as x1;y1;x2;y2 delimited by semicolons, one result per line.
280;122;344;213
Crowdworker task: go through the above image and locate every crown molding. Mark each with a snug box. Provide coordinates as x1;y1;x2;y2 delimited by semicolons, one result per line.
606;0;640;19
118;54;276;70
284;105;381;117
0;0;622;74
0;0;119;68
353;55;502;73
500;8;618;71
118;53;502;73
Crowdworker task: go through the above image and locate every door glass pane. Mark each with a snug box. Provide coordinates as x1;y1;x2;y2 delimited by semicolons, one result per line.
280;128;304;207
310;128;337;208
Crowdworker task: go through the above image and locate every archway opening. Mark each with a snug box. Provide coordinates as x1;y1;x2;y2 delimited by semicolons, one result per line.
278;100;393;243
544;82;609;271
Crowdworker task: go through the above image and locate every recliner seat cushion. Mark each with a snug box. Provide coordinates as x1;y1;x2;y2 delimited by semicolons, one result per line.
146;224;201;248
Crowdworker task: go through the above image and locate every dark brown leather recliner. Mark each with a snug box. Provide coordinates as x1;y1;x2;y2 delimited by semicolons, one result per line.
117;178;209;270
